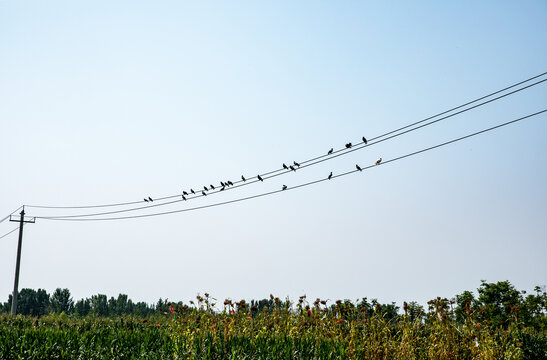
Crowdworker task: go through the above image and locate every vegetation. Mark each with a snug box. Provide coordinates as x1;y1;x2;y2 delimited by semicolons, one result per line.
1;281;545;359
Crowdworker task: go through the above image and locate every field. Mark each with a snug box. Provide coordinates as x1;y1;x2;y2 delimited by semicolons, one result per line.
1;295;546;359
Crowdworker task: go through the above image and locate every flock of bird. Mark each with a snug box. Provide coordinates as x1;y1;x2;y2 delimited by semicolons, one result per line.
144;136;381;203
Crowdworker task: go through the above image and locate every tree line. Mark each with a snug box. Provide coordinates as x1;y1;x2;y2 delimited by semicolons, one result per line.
2;280;546;330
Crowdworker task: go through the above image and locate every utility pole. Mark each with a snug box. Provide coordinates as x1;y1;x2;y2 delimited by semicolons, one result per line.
9;207;35;315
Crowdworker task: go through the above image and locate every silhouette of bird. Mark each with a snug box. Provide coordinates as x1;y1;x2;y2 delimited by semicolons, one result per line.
282;185;287;190
202;191;207;196
328;148;333;155
328;172;333;180
203;186;208;191
182;195;186;200
345;143;352;148
190;189;195;194
356;164;362;171
227;181;234;186
362;136;367;144
376;157;382;165
144;198;149;202
294;161;300;167
210;184;215;190
241;175;246;182
283;163;289;170
257;175;263;181
220;181;226;187
289;165;296;171
183;191;188;196
220;186;225;191
148;197;153;202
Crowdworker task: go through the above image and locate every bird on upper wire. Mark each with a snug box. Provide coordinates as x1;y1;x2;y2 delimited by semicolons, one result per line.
144;198;149;202
356;164;362;171
241;175;246;182
345;143;352;149
328;172;333;180
203;186;208;191
210;184;215;190
220;181;226;187
190;189;195;194
282;185;288;190
328;148;334;155
293;161;300;167
362;136;367;144
183;191;188;196
258;175;264;181
148;197;153;202
376;158;382;165
227;181;234;186
283;163;289;170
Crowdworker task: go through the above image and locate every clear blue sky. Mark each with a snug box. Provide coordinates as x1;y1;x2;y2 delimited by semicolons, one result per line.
1;1;546;308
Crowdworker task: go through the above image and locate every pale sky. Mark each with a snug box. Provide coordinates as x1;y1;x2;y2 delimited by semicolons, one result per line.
1;1;546;308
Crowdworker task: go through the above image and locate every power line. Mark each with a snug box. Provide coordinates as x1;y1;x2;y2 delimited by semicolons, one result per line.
23;77;547;220
24;72;547;211
33;109;546;222
0;227;19;240
0;206;24;224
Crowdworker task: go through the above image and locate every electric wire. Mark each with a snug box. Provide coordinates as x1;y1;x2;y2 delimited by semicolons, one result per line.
0;227;19;240
24;72;547;211
24;78;547;220
0;206;24;225
33;108;546;222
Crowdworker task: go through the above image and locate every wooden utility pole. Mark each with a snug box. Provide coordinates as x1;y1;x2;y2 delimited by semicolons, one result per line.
9;207;35;315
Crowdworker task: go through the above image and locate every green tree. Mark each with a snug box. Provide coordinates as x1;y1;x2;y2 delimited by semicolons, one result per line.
49;288;74;314
90;294;109;316
74;298;91;316
476;280;522;328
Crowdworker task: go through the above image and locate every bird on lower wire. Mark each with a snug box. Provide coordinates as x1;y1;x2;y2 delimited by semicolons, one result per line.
362;136;367;144
241;175;246;182
182;195;186;200
283;163;289;170
345;143;352;148
294;161;300;167
257;175;264;181
148;197;153;202
328;172;333;180
202;191;207;196
289;165;296;171
376;158;382;165
328;148;333;155
282;185;288;190
356;164;362;171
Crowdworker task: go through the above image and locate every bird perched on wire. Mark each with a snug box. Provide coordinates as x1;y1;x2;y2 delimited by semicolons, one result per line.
183;191;188;196
345;143;352;148
241;175;246;182
227;181;234;186
190;189;195;194
376;158;382;165
283;163;288;170
356;164;362;171
210;184;215;190
257;175;264;181
144;198;149;202
328;172;333;180
182;195;186;200
202;191;207;196
328;148;333;155
293;161;300;167
282;185;288;190
220;186;225;191
289;165;296;172
203;186;208;191
362;136;367;144
148;197;153;202
220;181;226;187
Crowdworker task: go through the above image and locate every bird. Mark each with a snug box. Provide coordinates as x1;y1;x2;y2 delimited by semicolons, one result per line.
345;143;352;148
356;164;362;171
376;157;382;165
220;181;226;187
283;163;289;170
282;185;287;190
220;186;225;191
210;184;215;190
227;181;234;186
328;172;333;180
183;191;188;196
182;195;186;200
241;175;246;182
294;161;300;167
257;175;263;181
289;165;296;171
362;136;367;144
190;189;195;194
328;148;333;155
203;186;208;191
202;191;207;196
148;197;153;202
144;198;149;202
